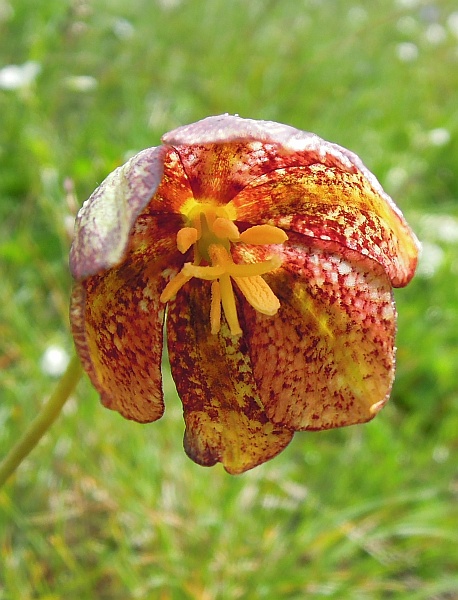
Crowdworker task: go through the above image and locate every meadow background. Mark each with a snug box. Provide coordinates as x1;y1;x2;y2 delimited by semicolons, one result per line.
1;0;458;598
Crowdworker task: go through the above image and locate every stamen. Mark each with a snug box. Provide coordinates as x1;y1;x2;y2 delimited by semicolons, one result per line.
212;217;240;241
208;243;231;266
225;255;282;278
219;273;242;336
182;262;225;280
160;271;192;303
233;275;281;316
239;224;288;245
177;227;199;253
210;281;222;335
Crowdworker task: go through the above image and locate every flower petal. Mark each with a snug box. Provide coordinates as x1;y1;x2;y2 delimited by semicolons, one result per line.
162;114;418;287
166;279;293;474
231;166;418;288
70;146;168;280
70;145;194;280
234;235;397;430
162;114;358;205
146;147;195;214
163;114;359;161
70;215;183;423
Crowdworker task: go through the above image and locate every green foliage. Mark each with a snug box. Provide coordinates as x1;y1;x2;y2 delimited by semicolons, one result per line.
1;0;457;597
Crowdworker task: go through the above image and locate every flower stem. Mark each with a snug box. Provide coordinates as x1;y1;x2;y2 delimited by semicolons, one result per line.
0;353;82;489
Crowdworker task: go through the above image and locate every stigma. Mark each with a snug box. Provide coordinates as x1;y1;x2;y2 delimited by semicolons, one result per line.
160;203;288;336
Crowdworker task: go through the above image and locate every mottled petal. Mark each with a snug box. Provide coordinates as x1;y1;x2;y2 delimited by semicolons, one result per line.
162;115;363;205
162;115;418;286
70;215;183;423
163;114;360;165
146;147;195;215
70;146;168;280
231;167;418;287
234;235;396;430
166;279;293;474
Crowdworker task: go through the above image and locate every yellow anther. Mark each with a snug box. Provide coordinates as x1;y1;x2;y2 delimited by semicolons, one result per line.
212;217;240;241
233;275;281;316
177;227;199;253
239;224;288;245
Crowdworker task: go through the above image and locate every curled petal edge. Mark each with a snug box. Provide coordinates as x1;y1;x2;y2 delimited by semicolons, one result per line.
70;145;167;281
162;115;393;210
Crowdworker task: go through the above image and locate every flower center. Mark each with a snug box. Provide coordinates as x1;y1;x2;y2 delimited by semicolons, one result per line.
160;202;288;335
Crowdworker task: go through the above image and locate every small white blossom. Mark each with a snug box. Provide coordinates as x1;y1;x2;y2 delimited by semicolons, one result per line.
41;345;70;377
424;23;447;45
416;241;443;278
395;0;420;8
0;61;40;90
448;12;458;38
396;42;419;62
427;128;451;147
113;18;135;39
64;75;98;92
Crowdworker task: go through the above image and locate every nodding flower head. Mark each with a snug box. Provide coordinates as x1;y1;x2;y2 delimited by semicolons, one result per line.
70;115;419;474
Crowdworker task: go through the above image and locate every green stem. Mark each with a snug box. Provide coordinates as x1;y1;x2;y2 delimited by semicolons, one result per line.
0;353;83;489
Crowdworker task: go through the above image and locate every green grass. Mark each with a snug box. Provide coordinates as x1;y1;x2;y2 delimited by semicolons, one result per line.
1;0;458;598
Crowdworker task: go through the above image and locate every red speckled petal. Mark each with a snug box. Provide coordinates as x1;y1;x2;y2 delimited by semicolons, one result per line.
70;214;184;423
162;115;368;205
162;115;418;285
166;279;293;474
234;235;397;430
70;146;193;280
146;147;194;214
70;146;168;280
230;166;418;288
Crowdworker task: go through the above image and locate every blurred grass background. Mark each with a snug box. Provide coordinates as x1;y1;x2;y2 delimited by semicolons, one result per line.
1;0;458;598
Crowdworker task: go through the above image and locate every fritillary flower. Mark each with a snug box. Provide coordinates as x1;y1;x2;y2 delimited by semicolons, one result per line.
70;115;419;474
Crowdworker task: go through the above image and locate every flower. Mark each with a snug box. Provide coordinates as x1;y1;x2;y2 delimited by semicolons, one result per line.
0;61;41;91
70;115;419;474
